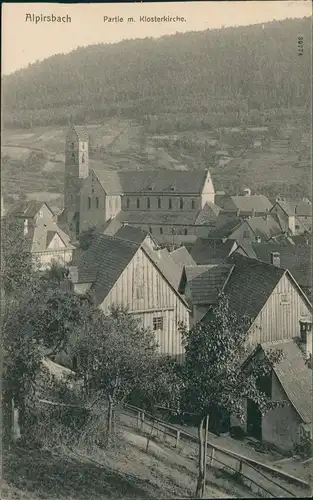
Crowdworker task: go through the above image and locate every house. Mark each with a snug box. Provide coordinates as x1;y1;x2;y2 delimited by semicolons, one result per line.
226;214;285;245
234;334;312;453
70;227;190;356
63;124;216;242
270;200;312;235
222;193;273;217
236;243;311;297
178;254;312;349
189;238;238;265
5;201;75;270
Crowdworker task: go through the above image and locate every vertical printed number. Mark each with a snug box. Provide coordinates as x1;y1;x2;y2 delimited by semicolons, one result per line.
298;36;304;56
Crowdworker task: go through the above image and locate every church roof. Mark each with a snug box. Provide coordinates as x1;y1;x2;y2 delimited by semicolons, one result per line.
91;168;212;195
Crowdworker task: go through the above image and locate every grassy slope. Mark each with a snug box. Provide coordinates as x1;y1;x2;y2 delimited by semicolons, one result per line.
2;426;252;500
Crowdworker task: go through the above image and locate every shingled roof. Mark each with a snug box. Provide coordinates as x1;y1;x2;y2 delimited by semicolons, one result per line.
77;234;140;304
170;247;196;270
272;200;312;218
221;253;286;320
6;201;53;219
116;210;199;226
261;341;312;424
245;215;284;241
223;195;273;213
190;238;236;264
184;264;234;305
195;202;221;225
250;243;311;289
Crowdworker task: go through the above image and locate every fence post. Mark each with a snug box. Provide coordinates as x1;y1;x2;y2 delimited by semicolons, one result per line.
175;429;180;448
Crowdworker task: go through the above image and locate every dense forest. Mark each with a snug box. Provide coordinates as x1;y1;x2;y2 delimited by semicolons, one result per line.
2;17;311;128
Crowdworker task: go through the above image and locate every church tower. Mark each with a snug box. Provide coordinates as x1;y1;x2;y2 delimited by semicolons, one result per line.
64;125;89;239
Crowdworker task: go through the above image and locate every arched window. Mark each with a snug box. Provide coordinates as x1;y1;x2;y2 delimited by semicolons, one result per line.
160;227;163;234
88;197;91;209
191;200;195;210
126;198;130;209
184;228;188;235
146;198;150;209
158;198;161;209
82;154;85;163
71;153;75;161
180;197;184;209
71;142;75;149
137;198;140;209
169;199;172;209
96;197;99;208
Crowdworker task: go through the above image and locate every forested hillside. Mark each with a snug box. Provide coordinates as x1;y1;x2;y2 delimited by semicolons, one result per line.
2;17;311;129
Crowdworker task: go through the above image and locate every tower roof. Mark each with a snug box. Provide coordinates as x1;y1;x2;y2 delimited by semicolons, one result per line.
70;125;89;142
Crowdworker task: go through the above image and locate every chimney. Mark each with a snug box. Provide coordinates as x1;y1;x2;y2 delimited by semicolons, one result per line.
243;188;251;197
255;236;261;243
23;219;28;236
69;265;79;284
252;208;256;218
270;251;280;267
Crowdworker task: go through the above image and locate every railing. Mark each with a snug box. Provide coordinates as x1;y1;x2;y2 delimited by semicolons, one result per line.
122;403;310;498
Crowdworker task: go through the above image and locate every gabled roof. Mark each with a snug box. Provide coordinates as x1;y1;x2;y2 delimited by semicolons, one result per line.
76;232;187;306
6;201;52;219
261;341;312;424
190;238;235;264
102;218;124;236
92;169;123;195
222;253;286;320
77;234;140;304
184;264;234;304
223;195;273;213
31;221;75;253
206;214;243;239
249;243;311;289
272;200;312;218
195;202;221;225
114;225;151;246
90;168;211;195
245;215;283;241
170;247;196;269
71;125;89;142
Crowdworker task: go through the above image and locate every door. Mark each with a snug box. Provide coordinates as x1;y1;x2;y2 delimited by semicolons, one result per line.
247;399;262;441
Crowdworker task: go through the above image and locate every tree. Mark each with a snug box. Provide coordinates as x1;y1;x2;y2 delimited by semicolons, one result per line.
1;216;96;443
78;226;99;251
180;293;285;498
73;304;159;446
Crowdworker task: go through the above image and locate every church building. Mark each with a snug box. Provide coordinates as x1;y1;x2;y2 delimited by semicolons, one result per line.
63;125;216;242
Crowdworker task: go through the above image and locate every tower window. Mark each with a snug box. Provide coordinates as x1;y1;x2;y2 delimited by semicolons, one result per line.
71;142;75;149
158;197;161;209
88;197;91;210
137;198;140;209
191;200;195;209
96;197;99;208
146;198;150;209
126;198;130;209
169;199;172;209
180;197;184;209
71;153;75;161
82;154;85;163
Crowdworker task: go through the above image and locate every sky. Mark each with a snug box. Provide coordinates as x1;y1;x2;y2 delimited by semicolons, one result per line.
2;1;312;75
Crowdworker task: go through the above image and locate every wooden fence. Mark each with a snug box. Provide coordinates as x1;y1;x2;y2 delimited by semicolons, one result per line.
123;403;311;498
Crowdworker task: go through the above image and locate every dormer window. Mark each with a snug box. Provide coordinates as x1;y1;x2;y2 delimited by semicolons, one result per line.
170;186;175;191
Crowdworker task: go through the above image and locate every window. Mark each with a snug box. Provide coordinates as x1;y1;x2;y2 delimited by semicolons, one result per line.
158;197;161;209
184;228;188;235
169;199;172;209
126;198;130;209
71;153;75;161
88;197;91;209
146;198;150;209
280;294;289;305
137;198;140;209
191;200;195;210
82;154;85;163
180;197;184;209
295;224;300;229
160;227;163;235
96;197;99;208
108;199;112;209
153;317;164;331
71;142;75;149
